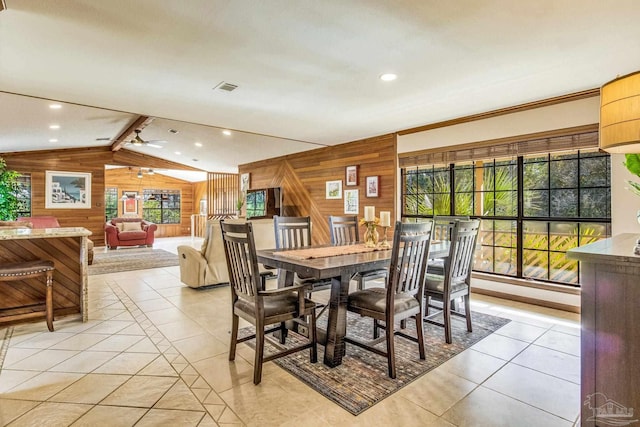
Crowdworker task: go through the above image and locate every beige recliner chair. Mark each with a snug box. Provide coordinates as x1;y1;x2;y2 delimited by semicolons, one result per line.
177;218;276;288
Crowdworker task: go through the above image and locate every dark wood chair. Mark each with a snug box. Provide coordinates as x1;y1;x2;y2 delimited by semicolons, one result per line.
344;220;432;379
424;219;480;344
221;220;317;385
273;215;331;293
328;215;388;290
427;215;470;275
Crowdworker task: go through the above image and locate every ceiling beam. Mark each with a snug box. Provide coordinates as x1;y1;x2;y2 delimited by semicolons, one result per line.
110;115;152;151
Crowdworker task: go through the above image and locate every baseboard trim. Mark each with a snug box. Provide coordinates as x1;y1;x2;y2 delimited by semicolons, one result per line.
471;287;581;314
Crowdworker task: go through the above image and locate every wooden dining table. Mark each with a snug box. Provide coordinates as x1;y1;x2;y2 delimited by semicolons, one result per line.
256;241;450;367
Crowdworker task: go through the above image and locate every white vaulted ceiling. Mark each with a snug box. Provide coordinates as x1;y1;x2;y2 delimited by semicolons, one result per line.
1;0;640;176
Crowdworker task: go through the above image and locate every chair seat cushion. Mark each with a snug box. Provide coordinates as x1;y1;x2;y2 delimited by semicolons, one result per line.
117;230;147;241
235;294;316;318
347;287;419;315
424;273;468;294
0;260;55;277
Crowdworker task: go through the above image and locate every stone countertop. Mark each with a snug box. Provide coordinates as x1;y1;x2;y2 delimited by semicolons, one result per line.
0;227;92;240
567;233;640;265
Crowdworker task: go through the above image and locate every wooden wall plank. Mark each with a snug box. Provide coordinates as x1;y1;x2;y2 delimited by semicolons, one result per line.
239;134;397;245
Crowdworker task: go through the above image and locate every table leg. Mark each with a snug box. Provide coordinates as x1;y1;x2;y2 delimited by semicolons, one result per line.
323;273;351;367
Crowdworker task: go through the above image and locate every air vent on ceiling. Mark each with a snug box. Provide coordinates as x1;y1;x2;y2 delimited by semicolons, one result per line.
214;82;238;92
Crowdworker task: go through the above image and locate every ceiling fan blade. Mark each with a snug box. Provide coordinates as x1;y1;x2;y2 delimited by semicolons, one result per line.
146;143;163;148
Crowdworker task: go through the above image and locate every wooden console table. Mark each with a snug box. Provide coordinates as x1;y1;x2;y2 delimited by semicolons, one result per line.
0;227;92;326
567;234;640;426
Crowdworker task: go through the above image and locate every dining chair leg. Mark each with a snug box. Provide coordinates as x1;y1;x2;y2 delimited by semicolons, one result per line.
254;321;265;385
386;321;396;379
443;297;453;344
279;321;287;344
309;310;318;363
414;313;426;360
229;314;239;361
464;294;472;332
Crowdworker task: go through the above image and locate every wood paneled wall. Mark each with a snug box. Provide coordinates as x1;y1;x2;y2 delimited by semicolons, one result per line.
1;147;205;246
104;168;195;238
239;134;397;245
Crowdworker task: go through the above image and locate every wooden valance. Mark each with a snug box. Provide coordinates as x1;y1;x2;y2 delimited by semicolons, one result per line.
399;124;599;168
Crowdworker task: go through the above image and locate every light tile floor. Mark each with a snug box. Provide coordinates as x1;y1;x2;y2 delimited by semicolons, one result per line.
0;237;582;426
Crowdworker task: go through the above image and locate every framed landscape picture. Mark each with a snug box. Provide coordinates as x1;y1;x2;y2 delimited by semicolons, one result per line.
326;180;342;199
366;176;379;198
45;171;91;209
344;189;358;214
345;165;358;186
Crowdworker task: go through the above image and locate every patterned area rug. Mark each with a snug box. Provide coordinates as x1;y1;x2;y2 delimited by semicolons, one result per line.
243;310;509;415
88;248;179;275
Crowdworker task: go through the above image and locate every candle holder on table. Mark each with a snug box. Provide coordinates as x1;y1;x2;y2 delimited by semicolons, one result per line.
379;226;390;249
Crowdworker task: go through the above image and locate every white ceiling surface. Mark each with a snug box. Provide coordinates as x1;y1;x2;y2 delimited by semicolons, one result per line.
1;0;640;176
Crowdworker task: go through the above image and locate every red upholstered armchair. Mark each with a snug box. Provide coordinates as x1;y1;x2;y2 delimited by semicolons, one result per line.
105;218;157;249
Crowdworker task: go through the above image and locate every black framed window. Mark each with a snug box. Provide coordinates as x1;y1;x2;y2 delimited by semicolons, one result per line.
401;148;611;286
104;187;118;221
15;174;31;218
142;189;181;224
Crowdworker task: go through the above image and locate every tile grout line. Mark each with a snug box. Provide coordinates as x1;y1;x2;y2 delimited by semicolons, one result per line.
108;281;234;423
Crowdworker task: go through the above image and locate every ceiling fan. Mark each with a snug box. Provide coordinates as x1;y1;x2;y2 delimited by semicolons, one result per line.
125;129;167;149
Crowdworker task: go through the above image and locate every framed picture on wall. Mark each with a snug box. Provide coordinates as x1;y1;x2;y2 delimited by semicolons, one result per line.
366;176;379;198
345;165;358;186
326;180;342;199
344;189;358;214
122;191;138;215
45;171;91;209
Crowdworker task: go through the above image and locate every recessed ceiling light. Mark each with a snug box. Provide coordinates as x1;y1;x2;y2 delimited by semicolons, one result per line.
222;130;231;136
379;73;397;82
49;124;60;129
49;104;62;109
174;151;181;155
194;142;202;147
49;139;58;143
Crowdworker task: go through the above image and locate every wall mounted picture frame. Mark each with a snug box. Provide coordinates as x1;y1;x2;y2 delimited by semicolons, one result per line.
345;165;358;186
326;180;343;199
366;175;379;198
122;191;138;215
344;189;359;214
45;171;91;209
241;173;250;192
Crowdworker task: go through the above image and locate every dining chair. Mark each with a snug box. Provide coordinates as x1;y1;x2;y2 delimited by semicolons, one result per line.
427;215;470;275
344;220;432;379
424;219;480;344
328;215;388;290
221;220;317;385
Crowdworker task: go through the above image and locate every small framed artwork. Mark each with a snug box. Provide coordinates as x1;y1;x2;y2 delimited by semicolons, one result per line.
45;171;92;209
326;180;343;199
122;192;138;215
240;173;250;192
366;176;379;198
345;165;358;186
344;189;359;214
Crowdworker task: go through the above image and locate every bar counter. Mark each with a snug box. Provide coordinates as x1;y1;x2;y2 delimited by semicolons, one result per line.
0;227;92;326
567;233;640;426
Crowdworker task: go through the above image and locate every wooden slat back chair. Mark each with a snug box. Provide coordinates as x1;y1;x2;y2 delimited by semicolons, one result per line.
345;220;432;379
220;220;317;385
424;219;480;344
274;215;331;294
328;215;388;290
427;215;470;275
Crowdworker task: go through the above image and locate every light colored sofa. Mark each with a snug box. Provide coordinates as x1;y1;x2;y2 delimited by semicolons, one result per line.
177;218;276;288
